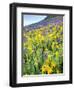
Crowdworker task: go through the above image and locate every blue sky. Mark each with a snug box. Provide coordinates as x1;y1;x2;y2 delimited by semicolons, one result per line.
23;14;47;26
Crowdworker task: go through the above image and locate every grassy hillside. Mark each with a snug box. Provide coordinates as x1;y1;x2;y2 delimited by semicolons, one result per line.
22;15;63;75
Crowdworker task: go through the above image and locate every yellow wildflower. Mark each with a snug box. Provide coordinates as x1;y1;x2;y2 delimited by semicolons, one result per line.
52;26;56;31
35;32;44;43
47;67;52;74
27;45;33;53
56;44;59;48
53;36;56;39
41;35;44;41
48;33;53;38
41;64;52;74
41;65;47;73
60;26;63;31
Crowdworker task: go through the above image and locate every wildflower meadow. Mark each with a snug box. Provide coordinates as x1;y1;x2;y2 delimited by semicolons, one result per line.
22;15;63;75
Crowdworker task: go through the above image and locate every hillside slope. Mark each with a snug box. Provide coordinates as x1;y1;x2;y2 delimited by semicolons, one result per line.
23;15;63;32
22;15;63;75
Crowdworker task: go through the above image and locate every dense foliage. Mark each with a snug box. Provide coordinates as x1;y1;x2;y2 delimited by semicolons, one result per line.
22;16;63;75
